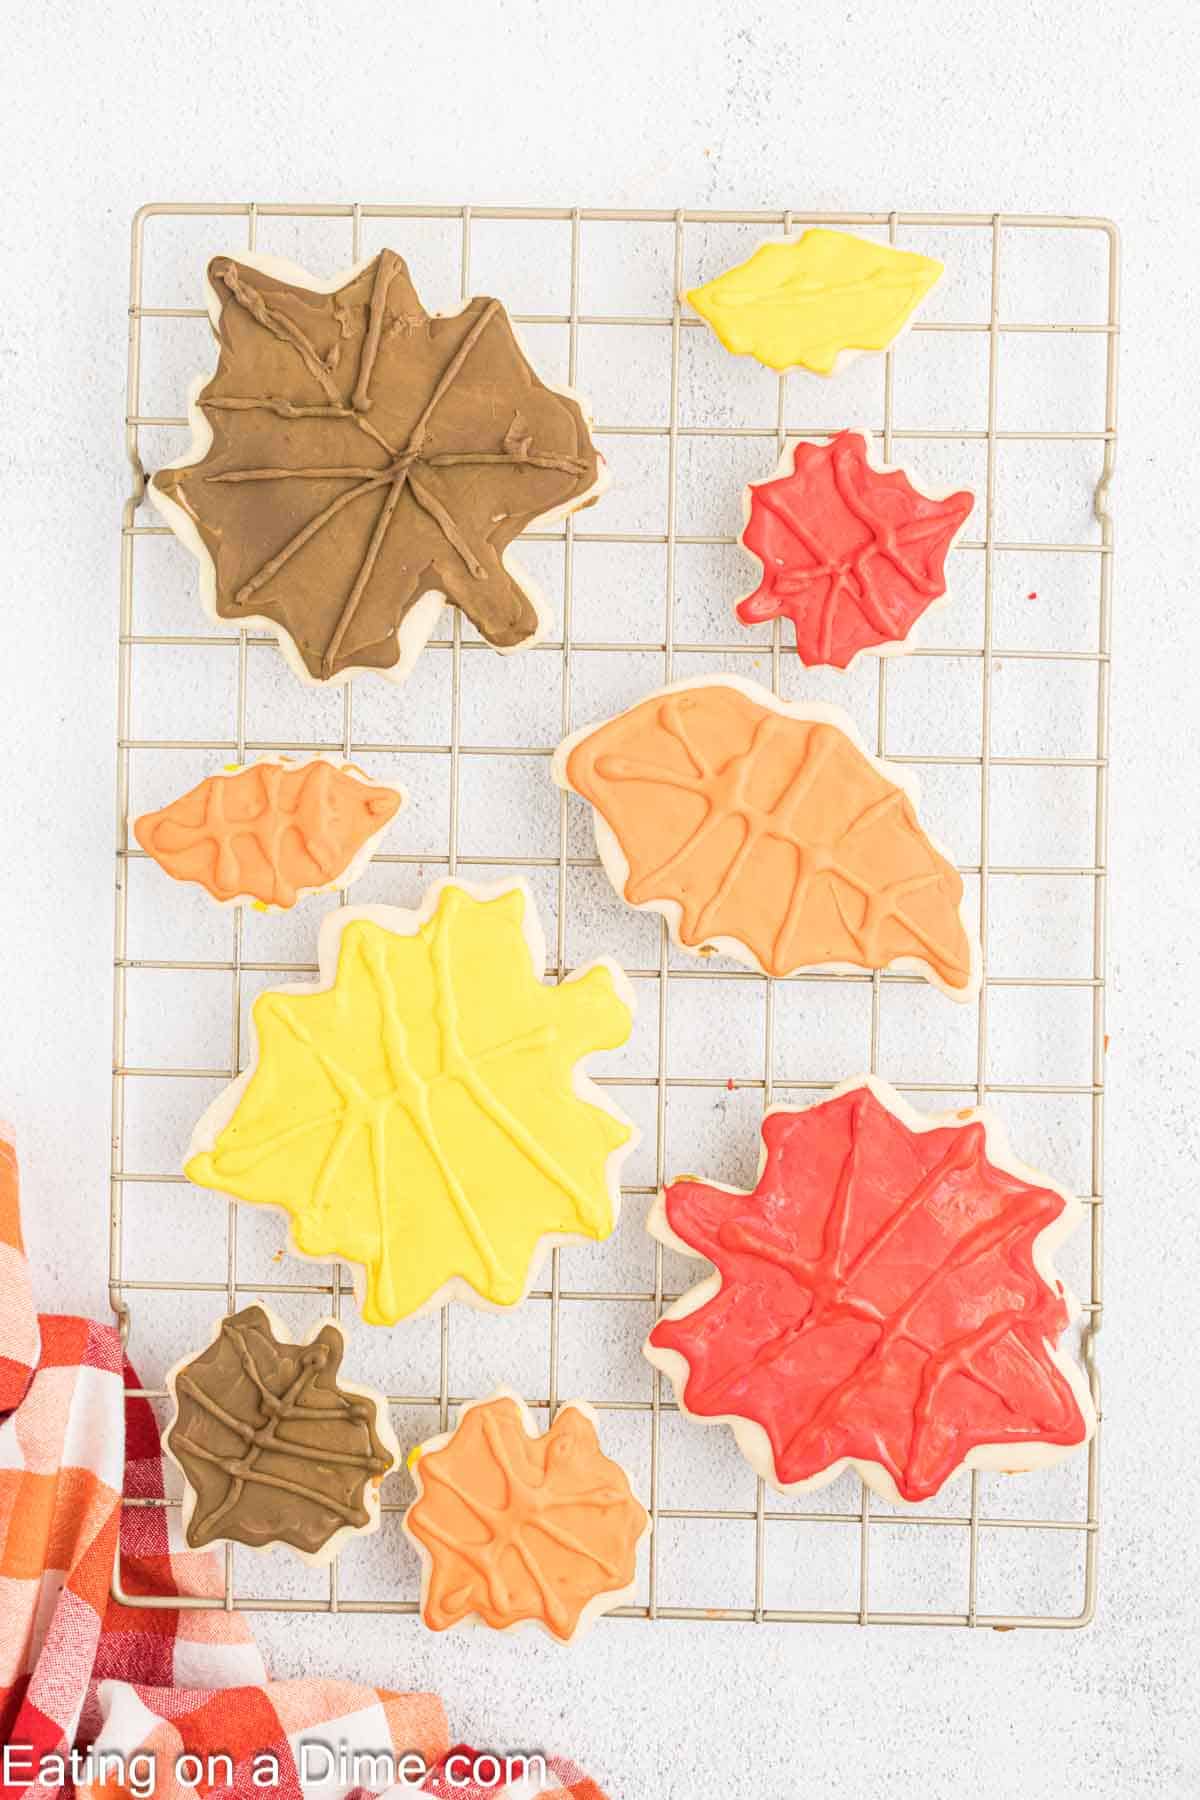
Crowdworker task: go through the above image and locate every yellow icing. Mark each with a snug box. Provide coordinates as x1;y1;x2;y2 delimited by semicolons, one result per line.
686;228;943;376
185;885;634;1326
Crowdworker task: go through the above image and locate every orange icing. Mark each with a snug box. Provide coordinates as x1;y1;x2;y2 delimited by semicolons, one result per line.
564;680;973;991
134;758;403;907
405;1396;647;1640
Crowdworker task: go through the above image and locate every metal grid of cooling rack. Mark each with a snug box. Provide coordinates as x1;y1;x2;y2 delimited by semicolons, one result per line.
111;203;1117;1629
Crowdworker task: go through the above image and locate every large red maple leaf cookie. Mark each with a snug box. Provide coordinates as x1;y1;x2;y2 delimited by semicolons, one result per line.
645;1077;1094;1505
737;431;974;668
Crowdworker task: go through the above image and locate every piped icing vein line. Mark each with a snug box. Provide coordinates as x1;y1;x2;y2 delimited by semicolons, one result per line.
213;259;346;404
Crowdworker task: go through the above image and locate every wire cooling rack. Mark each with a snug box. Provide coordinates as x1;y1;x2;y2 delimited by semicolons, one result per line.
111;203;1117;1629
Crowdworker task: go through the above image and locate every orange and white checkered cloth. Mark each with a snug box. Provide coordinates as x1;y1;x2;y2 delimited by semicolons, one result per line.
0;1130;607;1799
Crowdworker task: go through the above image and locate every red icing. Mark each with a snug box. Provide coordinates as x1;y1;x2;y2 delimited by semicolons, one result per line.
738;431;974;668
649;1085;1087;1502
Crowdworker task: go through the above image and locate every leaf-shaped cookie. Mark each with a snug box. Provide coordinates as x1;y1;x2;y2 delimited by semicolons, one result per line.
134;756;404;908
165;1304;397;1561
554;676;978;999
404;1390;649;1641
645;1076;1095;1505
737;431;974;667
185;880;637;1325
687;228;943;375
151;251;604;685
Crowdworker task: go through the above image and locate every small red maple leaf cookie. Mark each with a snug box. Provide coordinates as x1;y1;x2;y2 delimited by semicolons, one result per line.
737;430;974;669
645;1076;1095;1506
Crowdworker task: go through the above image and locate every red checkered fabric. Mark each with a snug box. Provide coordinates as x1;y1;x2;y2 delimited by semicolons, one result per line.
0;1129;608;1800
419;1745;608;1798
0;1132;39;1409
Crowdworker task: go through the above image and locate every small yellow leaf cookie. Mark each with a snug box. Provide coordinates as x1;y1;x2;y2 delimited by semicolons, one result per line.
687;228;943;376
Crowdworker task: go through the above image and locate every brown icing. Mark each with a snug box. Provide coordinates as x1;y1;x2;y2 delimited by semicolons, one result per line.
133;758;402;907
167;1305;393;1555
153;251;600;681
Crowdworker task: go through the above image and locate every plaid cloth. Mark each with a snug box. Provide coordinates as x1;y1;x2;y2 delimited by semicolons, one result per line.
0;1128;608;1800
1;1107;133;1777
0;1132;40;1409
416;1746;607;1798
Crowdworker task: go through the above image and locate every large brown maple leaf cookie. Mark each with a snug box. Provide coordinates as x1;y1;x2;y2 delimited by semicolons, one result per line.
165;1304;397;1562
151;251;603;685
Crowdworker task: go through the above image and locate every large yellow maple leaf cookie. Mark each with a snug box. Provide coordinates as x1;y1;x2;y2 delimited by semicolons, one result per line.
687;228;943;376
185;880;637;1325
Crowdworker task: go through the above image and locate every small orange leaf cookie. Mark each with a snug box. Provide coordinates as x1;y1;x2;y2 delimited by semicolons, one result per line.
134;756;404;909
404;1392;649;1641
554;675;978;1000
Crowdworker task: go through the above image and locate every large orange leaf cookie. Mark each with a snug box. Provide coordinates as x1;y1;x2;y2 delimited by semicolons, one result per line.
404;1392;648;1640
134;756;404;909
555;676;978;999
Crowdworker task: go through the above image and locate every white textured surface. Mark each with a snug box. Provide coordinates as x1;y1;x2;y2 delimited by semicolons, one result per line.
2;3;1198;1795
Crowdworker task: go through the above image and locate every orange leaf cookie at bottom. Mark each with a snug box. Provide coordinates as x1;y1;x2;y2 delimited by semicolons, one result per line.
134;755;404;908
404;1391;649;1641
554;675;978;999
